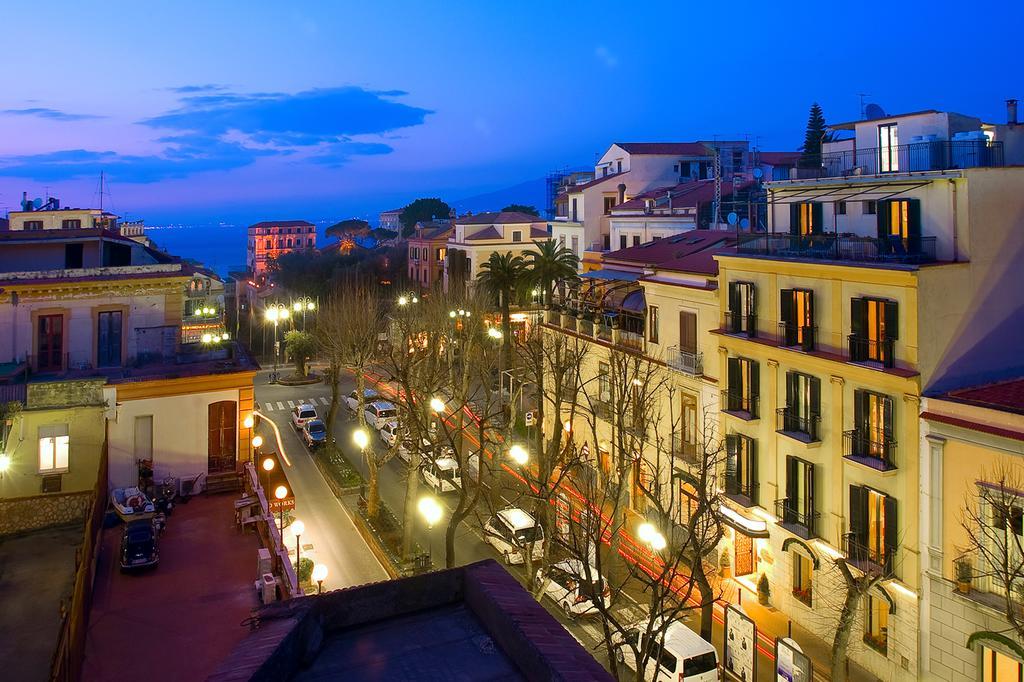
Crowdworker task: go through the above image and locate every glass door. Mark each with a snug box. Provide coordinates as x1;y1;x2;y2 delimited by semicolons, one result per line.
878;123;899;173
37;314;63;371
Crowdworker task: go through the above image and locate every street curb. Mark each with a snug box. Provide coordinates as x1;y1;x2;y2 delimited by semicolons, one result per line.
342;497;402;580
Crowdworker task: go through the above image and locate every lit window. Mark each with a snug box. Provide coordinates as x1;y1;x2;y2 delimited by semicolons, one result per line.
39;425;70;473
863;594;888;654
792;553;813;606
982;645;1024;682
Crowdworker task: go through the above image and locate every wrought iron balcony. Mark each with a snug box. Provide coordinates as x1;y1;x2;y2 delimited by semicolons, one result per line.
792;139;1003;179
721;390;758;420
843;533;897;578
777;322;816;351
667;347;703;376
737;233;936;265
591;399;614;420
775;407;820;443
843;429;897;471
723;474;759;507
723;311;757;337
672;434;699;465
848;334;896;368
775;499;820;540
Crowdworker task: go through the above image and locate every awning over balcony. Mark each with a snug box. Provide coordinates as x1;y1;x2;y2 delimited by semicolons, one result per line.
767;178;932;204
579;269;640;282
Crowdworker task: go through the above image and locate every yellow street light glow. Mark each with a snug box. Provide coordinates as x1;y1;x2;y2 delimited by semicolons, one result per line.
280;308;290;319
637;522;655;543
201;333;213;343
418;496;443;527
222;332;229;340
449;310;457;318
531;289;540;296
430;398;446;413
290;519;305;538
274;485;288;500
307;301;315;311
243;413;253;430
353;428;370;450
262;457;275;472
508;445;528;466
311;563;328;583
265;308;278;322
487;327;503;339
411;297;418;304
252;435;264;449
0;454;10;473
293;302;302;312
464;310;471;317
563;420;572;433
649;532;667;551
398;296;408;306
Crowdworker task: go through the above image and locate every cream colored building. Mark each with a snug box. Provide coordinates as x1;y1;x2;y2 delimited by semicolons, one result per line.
444;211;550;292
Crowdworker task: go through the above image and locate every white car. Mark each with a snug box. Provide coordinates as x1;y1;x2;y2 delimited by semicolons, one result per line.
379;420;401;447
291;403;318;429
364;401;398;429
421;456;461;493
345;389;379;412
536;559;609;617
612;617;719;682
484;508;544;565
398;437;432;463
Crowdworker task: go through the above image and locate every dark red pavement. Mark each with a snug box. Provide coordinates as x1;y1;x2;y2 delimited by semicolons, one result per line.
81;494;262;682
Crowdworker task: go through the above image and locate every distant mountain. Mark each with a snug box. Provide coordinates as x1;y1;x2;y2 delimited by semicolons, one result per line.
450;177;546;216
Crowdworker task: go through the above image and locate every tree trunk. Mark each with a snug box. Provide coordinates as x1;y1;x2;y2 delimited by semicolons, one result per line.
355;368;379;519
831;560;868;682
501;292;513;372
692;560;715;642
325;362;340;439
401;450;421;560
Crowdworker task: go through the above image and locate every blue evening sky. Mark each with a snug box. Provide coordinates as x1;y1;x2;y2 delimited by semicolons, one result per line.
0;0;1020;225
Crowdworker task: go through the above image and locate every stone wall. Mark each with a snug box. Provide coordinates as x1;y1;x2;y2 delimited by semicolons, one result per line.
0;491;93;536
925;575;1020;680
27;379;106;409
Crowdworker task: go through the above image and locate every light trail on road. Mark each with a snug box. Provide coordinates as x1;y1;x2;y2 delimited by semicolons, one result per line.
254;409;292;467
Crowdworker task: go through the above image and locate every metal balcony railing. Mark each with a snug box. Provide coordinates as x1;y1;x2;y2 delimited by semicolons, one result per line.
667;347;703;376
843;429;897;471
777;322;816;351
794;140;1004;179
843;533;897;577
721;390;759;419
672;435;699;465
737;234;936;265
776;407;821;442
617;330;645;351
591;399;614;420
723;311;757;337
848;334;896;368
775;499;820;540
723;474;759;507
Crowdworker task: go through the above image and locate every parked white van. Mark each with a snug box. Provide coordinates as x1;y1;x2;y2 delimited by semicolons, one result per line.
379;421;401;447
612;618;719;682
421;456;461;493
484;508;544;565
364;401;397;429
345;388;379;411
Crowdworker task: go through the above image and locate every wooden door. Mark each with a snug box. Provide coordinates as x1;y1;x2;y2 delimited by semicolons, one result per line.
37;314;63;371
208;401;237;473
734;532;756;577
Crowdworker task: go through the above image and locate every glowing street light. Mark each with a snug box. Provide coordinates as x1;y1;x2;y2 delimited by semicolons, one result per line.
353;428;370;450
243;415;255;429
0;454;11;474
449;310;457;318
637;522;667;552
274;485;289;534
563;420;572;434
262;457;275;472
487;327;503;340
429;397;446;413
312;563;328;594
508;444;528;466
251;435;264;449
419;496;444;563
398;295;409;306
290;519;305;576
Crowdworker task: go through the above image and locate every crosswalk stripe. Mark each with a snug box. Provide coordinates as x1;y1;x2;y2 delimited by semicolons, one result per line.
320;396;330;406
287;400;295;408
264;402;274;412
277;401;285;410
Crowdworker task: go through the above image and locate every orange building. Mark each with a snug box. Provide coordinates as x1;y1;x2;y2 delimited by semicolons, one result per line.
247;220;316;276
407;220;452;291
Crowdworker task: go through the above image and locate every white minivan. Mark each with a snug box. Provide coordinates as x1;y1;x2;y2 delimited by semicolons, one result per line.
484;508;544;565
379;421;401;447
536;559;610;617
613;618;719;682
421;456;461;493
364;401;398;429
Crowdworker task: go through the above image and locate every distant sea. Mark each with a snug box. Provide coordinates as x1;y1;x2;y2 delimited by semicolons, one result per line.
144;223;252;277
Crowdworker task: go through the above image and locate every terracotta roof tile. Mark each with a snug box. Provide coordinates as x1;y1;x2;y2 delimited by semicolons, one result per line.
247;220;313;230
456;211;548;225
940;378;1024;415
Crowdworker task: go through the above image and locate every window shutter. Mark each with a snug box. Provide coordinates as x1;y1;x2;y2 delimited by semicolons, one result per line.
747;284;757;316
884;300;899;340
725;434;738;457
850;297;867;340
804;291;815;329
789;203;800;235
786;456;797;502
728;282;740;332
750;360;760;407
748;439;758;504
811;202;824;234
849;484;867;540
780;289;795;328
882;396;894;436
876;201;891;241
809;376;821;416
805;463;816;520
883;495;898;570
727;357;739;399
906;199;922;253
679;310;697;353
854;390;867;430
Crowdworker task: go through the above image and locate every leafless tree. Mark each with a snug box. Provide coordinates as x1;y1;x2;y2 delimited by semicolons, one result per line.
314;280;388;517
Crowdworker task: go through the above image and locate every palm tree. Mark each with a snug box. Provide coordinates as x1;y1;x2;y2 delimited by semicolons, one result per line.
524;239;578;307
477;251;524;368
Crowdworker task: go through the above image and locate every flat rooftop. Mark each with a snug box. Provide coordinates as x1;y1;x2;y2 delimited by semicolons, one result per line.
82;494;264;682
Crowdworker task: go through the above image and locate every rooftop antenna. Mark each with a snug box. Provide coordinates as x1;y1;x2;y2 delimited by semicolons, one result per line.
858;93;871;120
99;171;104;211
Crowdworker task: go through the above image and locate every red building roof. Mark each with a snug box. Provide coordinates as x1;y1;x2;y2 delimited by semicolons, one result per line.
602;229;739;275
938;378;1024;416
613;179;755;212
456;211;547;225
247;220;313;230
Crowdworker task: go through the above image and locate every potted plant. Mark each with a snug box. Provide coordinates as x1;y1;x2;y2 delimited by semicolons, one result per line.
955;557;972;594
720;548;732;579
757;573;771;606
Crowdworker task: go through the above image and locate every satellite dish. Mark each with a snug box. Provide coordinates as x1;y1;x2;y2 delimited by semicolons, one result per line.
32;197;43;209
727;212;739;225
740;218;750;229
864;103;887;120
752;167;763;179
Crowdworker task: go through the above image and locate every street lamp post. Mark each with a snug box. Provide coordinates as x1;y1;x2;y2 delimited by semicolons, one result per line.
418;496;443;566
274;485;288;534
312;563;328;595
260;453;273;491
264;304;290;380
290;519;305;579
487;327;504;415
293;297;316;330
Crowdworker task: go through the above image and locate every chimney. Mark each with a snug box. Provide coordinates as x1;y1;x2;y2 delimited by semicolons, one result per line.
666;191;673;212
617;183;626;204
1008;99;1019;126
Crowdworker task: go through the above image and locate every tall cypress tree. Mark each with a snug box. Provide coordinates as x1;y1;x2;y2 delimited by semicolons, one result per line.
799;102;829;168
